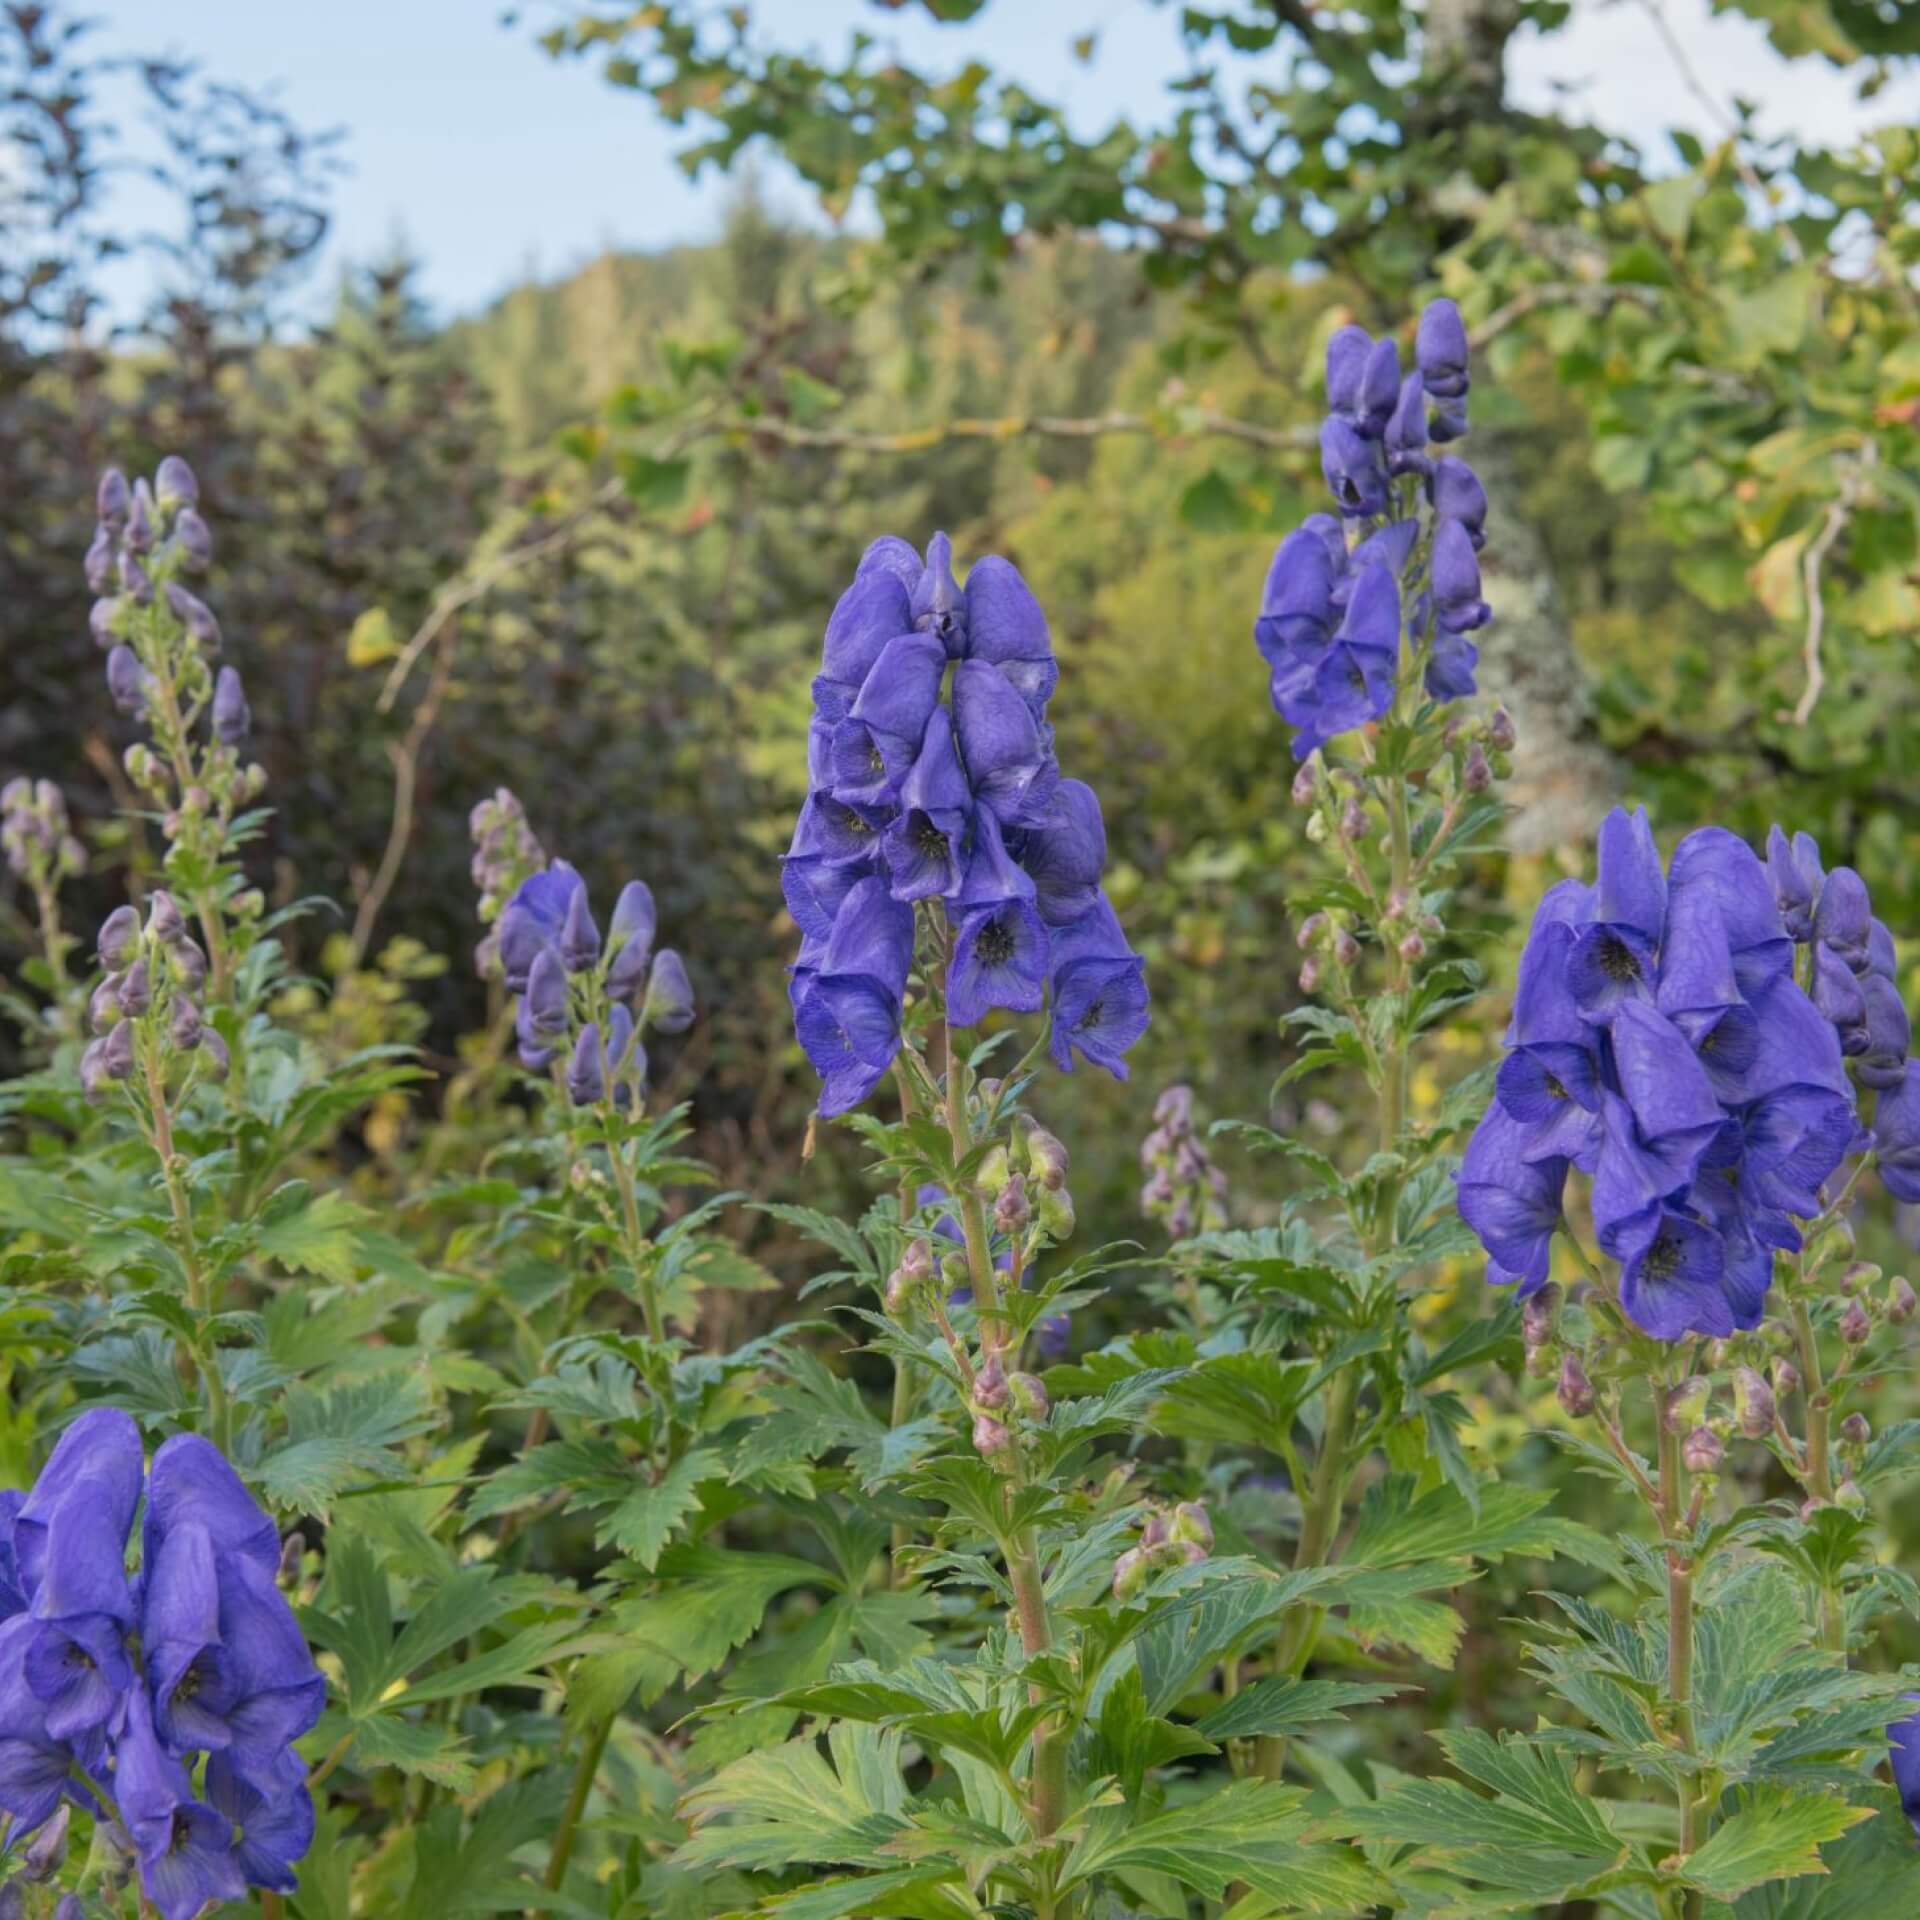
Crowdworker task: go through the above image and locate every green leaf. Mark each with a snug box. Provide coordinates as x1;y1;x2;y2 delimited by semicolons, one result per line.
253;1184;368;1283
256;1373;439;1516
1179;466;1250;532
617;451;691;510
1196;1676;1410;1743
1681;1786;1874;1901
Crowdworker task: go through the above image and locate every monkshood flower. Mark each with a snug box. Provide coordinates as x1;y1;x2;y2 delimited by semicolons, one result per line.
1139;1084;1230;1240
1460;807;1859;1339
0;1412;321;1919
785;536;1146;1117
1764;826;1912;1095
80;891;225;1100
469;787;547;980
495;849;691;1105
2;779;86;887
1256;299;1491;760
1891;1698;1920;1839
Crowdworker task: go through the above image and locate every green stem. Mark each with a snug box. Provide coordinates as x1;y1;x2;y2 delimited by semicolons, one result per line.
1788;1298;1846;1653
544;1713;615;1898
1659;1410;1701;1915
607;1120;663;1343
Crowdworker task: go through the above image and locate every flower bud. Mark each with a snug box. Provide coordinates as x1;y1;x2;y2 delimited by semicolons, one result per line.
994;1174;1030;1237
89;975;124;1035
566;1023;607;1105
1333;928;1361;968
102;1018;137;1082
85;524;114;594
90;594;124;649
163;580;221;651
171;937;207;992
21;1800;68;1880
79;1039;113;1102
1139;1511;1170;1552
939;1250;971;1293
54;1895;84;1920
901;1238;935;1282
557;885;600;975
1341;798;1368;840
1557;1352;1595;1419
1682;1426;1724;1475
106;643;148;716
117;957;152;1017
97;467;131;527
212;665;250;746
1298;957;1321;993
199;1029;231;1081
1304;810;1328;843
1835;1477;1867;1514
1170;1501;1213;1552
1112;1546;1150;1601
1888;1277;1916;1323
1732;1366;1775;1440
147;889;186;945
1291;759;1320;807
1664;1376;1712;1433
1839;1300;1872;1345
972;1412;1012;1461
1521;1282;1561;1351
168;996;203;1052
155;454;199;511
976;1143;1011;1196
172;505;213;571
1297;912;1327;949
1009;1372;1049;1422
278;1530;305;1585
1397;931;1427;963
1839;1411;1871;1447
1033;1183;1075;1240
642;949;695;1033
1025;1125;1069;1190
1771;1356;1800;1399
973;1354;1009;1410
97;904;142;972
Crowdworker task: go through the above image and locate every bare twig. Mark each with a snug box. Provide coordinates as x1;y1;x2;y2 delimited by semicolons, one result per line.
1789;442;1875;729
1634;0;1803;265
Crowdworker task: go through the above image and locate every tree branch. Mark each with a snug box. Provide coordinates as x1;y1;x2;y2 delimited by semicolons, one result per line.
1789;442;1875;729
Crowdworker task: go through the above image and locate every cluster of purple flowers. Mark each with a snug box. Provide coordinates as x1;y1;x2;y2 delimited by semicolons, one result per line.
497;858;694;1106
785;535;1147;1116
469;788;547;981
1255;300;1491;760
1;780;86;888
1459;808;1867;1340
80;892;227;1099
89;460;250;749
1139;1085;1229;1240
1766;828;1919;1205
0;1411;321;1918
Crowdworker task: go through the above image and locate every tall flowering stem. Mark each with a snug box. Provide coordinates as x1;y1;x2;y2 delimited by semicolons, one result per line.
1462;811;1918;1910
1244;297;1506;1776
87;460;266;1004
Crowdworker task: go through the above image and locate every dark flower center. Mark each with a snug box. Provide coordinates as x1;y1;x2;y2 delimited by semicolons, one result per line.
911;814;948;859
975;917;1016;966
170;1809;195;1854
1643;1230;1683;1281
1543;1072;1568;1101
1082;997;1104;1032
1597;933;1641;983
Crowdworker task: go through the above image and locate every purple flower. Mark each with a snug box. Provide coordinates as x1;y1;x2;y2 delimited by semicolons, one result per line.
497;861;586;993
1046;895;1149;1079
1812;866;1872;971
162;580;220;652
953;659;1051;825
1765;824;1823;940
1458;1104;1567;1292
1019;779;1107;927
212;666;250;746
1879;1063;1920;1205
106;644;149;717
1416;298;1470;439
1325;326;1400;439
1427;457;1488;548
949;901;1050;1028
1565;807;1665;1019
964;554;1059;712
116;1688;248;1920
642;949;695;1034
605;881;658;1000
559;884;600;974
1320;418;1391;518
206;1748;313;1893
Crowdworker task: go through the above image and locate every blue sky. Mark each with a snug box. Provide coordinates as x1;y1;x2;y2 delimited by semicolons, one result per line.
103;0;1918;324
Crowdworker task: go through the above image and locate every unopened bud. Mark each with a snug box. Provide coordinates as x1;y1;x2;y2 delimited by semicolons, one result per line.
1664;1376;1712;1434
1835;1477;1867;1514
1009;1372;1050;1421
1557;1352;1595;1419
199;1029;231;1081
1298;958;1321;993
89;975;124;1035
102;1018;136;1082
1462;743;1492;793
1683;1426;1723;1476
169;996;203;1052
1732;1366;1775;1439
901;1238;934;1282
154;454;199;511
172;937;207;991
21;1801;69;1880
994;1174;1030;1236
1839;1300;1872;1345
1033;1183;1075;1240
976;1143;1011;1196
972;1412;1012;1461
1026;1126;1069;1190
1839;1261;1881;1296
1333;929;1361;968
1521;1282;1561;1351
973;1354;1009;1410
1772;1356;1801;1399
278;1531;305;1584
147;889;185;944
1397;931;1427;963
117;957;152;1018
939;1250;970;1293
1139;1511;1170;1551
1170;1501;1213;1551
1839;1412;1871;1447
1297;912;1328;949
97;904;141;972
1888;1277;1916;1323
1291;759;1320;807
1112;1546;1150;1600
1340;797;1368;839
